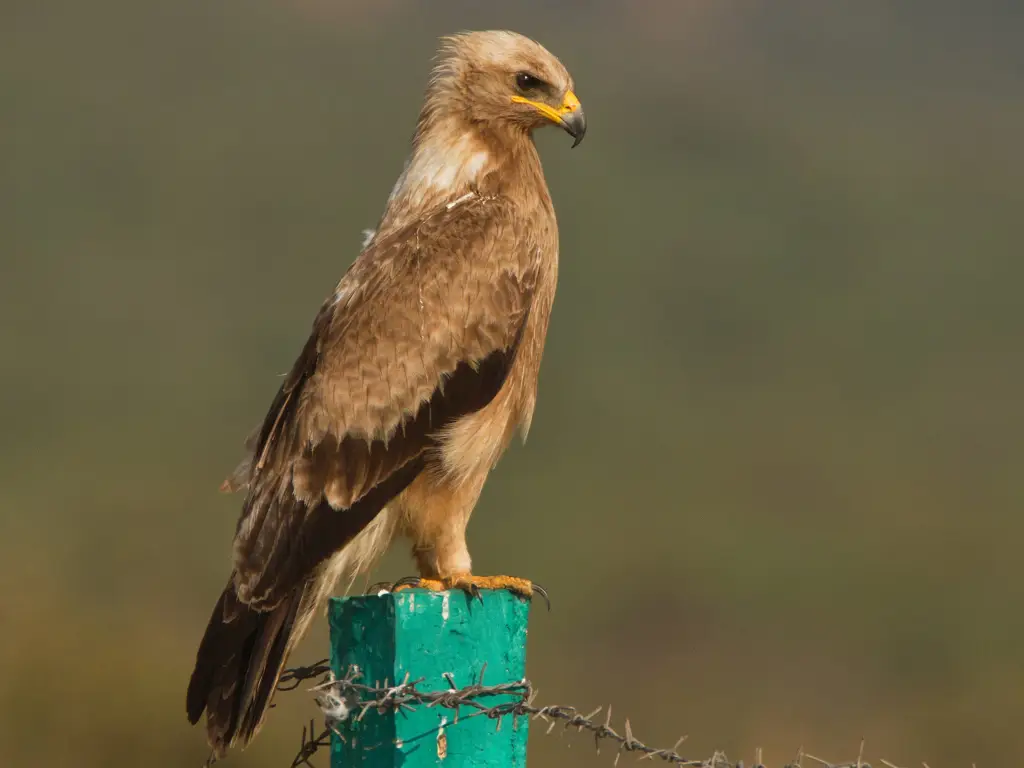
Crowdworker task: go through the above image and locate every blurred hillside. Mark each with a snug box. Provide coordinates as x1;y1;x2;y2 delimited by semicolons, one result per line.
2;1;1023;766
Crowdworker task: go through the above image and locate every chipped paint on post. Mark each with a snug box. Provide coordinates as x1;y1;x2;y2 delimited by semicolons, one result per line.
329;589;531;767
436;716;448;759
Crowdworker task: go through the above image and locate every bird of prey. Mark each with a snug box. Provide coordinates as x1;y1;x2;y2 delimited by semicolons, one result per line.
186;30;585;758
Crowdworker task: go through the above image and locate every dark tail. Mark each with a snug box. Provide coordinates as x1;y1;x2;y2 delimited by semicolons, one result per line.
186;462;425;759
186;579;307;760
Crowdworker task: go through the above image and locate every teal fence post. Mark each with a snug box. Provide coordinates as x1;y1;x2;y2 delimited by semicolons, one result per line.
328;589;531;767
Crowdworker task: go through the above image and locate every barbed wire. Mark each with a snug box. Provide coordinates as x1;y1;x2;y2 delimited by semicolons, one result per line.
277;661;875;768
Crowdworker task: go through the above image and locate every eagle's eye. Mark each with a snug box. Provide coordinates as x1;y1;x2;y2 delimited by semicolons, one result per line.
515;72;545;93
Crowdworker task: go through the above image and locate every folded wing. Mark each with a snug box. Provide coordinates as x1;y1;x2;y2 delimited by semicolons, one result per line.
231;195;541;609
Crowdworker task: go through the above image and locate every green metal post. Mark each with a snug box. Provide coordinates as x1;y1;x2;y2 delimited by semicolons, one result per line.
328;589;531;767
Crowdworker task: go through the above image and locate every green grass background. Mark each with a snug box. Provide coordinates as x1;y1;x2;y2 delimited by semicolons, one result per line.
2;2;1022;766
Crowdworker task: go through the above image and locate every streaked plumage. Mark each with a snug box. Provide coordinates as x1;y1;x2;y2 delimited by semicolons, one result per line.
186;30;585;759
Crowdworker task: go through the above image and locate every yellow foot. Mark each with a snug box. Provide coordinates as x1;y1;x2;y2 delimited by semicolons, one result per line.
390;574;549;608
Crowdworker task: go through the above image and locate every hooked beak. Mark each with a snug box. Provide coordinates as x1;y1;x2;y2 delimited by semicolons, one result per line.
511;89;587;148
560;107;587;148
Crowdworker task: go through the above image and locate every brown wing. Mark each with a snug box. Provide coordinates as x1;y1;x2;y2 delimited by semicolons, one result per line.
230;194;541;609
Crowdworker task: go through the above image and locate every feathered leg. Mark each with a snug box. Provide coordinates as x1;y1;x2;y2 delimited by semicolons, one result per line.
391;468;543;601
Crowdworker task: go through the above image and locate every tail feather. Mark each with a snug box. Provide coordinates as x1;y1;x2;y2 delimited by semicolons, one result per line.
186;580;308;758
186;507;402;758
236;589;303;740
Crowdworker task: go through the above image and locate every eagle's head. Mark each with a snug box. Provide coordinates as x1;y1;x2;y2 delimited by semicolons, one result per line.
427;30;586;148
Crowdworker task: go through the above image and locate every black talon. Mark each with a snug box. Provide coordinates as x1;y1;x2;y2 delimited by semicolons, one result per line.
531;582;551;611
391;576;424;590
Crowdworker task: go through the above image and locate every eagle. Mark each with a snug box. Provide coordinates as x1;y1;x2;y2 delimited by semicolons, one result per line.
186;30;585;758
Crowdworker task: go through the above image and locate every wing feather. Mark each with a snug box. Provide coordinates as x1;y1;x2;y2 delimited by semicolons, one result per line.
229;196;540;608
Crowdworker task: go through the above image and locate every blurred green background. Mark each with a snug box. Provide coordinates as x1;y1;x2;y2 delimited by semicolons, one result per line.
3;1;1023;766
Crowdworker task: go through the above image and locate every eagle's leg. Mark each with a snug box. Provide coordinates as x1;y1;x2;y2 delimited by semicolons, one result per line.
385;469;548;605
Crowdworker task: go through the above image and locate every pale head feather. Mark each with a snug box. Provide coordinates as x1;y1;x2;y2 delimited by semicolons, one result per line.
379;30;576;237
